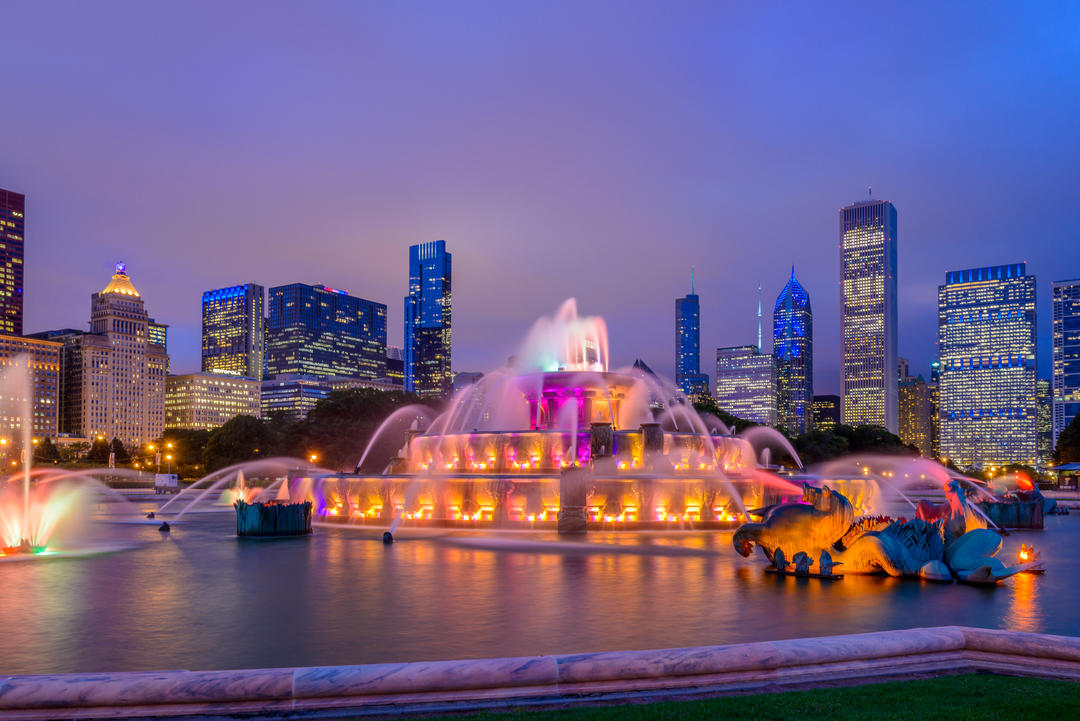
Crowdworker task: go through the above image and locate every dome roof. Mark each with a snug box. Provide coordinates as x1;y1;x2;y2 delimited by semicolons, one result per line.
101;261;140;297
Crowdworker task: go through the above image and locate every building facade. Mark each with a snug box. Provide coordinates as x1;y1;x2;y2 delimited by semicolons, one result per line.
165;372;261;431
0;334;61;440
938;263;1037;468
1052;278;1080;453
812;395;840;431
899;376;934;458
840;199;898;432
675;273;709;399
55;264;168;446
261;374;331;420
202;283;265;380
267;283;386;380
715;345;776;426
405;240;452;398
1037;378;1053;467
773;267;813;433
0;188;25;335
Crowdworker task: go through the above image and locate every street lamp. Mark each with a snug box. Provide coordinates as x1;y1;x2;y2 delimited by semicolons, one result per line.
165;454;173;473
309;453;319;464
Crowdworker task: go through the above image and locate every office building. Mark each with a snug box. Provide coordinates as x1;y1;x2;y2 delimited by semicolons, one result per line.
0;188;25;335
202;283;265;380
715;345;776;426
773;267;813;433
938;263;1037;468
0;334;61;440
386;345;405;385
1052;278;1080;452
405;240;452;398
899;375;934;458
267;283;386;380
840;199;898;432
1037;378;1053;467
812;395;840;431
326;375;403;393
51;263;168;446
261;374;331;420
165;372;261;431
675;272;710;399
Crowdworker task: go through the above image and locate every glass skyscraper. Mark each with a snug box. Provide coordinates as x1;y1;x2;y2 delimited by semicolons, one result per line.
1052;278;1080;452
840;199;898;432
938;263;1036;468
405;240;452;398
675;272;709;398
0;188;25;335
715;345;776;426
773;267;812;433
202;283;266;380
267;283;387;380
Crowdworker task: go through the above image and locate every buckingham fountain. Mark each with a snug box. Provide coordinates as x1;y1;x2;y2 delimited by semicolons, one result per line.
308;299;806;532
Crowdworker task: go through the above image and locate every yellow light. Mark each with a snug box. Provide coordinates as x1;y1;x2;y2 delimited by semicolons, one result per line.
0;438;7;446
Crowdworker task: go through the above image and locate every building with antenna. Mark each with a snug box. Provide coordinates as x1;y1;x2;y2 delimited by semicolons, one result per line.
773;267;813;433
675;269;709;399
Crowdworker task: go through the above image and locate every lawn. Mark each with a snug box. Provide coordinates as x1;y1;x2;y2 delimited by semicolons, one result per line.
404;674;1080;721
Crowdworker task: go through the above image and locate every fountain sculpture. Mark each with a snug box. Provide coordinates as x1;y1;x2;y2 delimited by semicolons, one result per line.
734;480;1045;584
312;300;805;531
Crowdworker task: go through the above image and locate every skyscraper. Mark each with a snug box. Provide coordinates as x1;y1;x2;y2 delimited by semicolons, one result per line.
812;395;840;431
165;373;261;430
773;267;813;433
267;283;387;380
675;270;709;399
899;375;934;458
1051;278;1080;452
202;283;266;380
405;240;452;398
1037;378;1053;467
55;263;168;445
715;345;776;425
0;188;25;335
840;199;898;432
938;263;1036;468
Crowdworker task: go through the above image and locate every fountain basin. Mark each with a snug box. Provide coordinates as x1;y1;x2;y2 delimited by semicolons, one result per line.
235;500;313;537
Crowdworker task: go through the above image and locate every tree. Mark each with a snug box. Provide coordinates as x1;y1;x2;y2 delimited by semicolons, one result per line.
110;437;131;464
34;437;61;463
790;424;915;466
291;389;426;472
1055;413;1080;465
85;437;111;464
203;415;278;472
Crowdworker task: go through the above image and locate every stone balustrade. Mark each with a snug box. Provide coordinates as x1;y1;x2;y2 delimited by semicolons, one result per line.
1;626;1078;720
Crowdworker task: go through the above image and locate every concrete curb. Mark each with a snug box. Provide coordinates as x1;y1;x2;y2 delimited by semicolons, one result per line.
0;626;1077;720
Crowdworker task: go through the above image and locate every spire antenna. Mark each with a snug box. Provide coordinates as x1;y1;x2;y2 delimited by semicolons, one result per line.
691;266;695;295
756;285;763;352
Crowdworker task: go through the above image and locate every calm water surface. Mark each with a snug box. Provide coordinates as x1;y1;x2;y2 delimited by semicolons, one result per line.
1;501;1076;674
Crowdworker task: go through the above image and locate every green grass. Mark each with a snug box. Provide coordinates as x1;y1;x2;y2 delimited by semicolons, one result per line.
403;674;1080;721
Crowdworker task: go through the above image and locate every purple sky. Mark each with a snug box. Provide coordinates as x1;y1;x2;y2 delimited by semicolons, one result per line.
4;2;1079;393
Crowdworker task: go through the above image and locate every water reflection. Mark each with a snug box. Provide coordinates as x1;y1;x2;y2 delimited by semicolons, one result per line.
0;507;1073;674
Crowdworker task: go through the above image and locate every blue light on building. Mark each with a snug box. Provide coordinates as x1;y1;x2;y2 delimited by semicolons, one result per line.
675;269;709;399
1052;278;1080;451
773;266;813;434
405;240;452;398
202;283;265;380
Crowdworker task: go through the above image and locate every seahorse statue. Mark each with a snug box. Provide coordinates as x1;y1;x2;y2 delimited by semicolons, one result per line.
733;483;853;561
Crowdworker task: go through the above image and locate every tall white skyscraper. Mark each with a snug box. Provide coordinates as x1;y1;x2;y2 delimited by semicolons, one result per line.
938;263;1037;468
840;199;898;432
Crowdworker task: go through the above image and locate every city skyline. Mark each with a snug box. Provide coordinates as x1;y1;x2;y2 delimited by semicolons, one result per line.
3;3;1080;393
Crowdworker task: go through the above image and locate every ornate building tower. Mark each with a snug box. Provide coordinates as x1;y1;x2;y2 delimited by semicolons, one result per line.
773;267;813;433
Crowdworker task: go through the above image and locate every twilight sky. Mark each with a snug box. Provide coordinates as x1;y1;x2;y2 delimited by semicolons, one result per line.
3;1;1079;393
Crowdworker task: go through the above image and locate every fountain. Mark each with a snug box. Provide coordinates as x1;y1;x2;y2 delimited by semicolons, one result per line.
312;300;804;531
0;356;144;559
